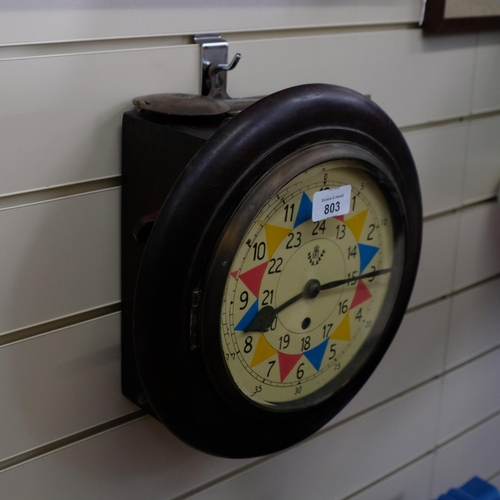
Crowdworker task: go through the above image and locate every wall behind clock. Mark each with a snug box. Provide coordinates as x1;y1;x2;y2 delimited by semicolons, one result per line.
0;1;500;498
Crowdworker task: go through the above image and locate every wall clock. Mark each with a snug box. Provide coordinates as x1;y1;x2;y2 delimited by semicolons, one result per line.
122;79;422;458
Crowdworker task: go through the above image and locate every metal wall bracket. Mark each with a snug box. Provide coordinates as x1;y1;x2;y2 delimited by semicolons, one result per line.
131;34;256;117
194;34;241;99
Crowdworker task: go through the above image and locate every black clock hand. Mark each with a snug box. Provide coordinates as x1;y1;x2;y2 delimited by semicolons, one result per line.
319;267;392;291
243;267;392;333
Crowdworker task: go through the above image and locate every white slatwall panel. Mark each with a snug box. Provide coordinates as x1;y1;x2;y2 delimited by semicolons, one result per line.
438;347;500;444
403;123;468;217
432;413;500;498
454;202;500;290
464;115;500;204
447;277;500;368
409;214;460;308
0;417;250;500
491;472;500;491
0;0;422;45
0;30;477;195
189;382;441;500
0;313;135;463
0;48;197;196
344;456;434;500
472;32;500;113
231;31;477;127
0;189;119;334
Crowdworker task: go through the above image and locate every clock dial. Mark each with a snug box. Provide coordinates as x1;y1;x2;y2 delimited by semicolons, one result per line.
220;160;395;409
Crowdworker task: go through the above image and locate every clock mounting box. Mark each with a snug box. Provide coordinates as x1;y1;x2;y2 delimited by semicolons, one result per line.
121;110;227;412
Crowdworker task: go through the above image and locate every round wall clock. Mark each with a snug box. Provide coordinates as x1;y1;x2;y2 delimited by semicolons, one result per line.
131;84;422;458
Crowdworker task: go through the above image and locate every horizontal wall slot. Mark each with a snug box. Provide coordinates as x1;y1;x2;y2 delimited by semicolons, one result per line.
0;177;121;211
0;411;145;474
0;303;121;347
0;23;419;61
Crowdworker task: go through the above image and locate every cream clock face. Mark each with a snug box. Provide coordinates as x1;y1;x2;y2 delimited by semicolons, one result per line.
220;160;394;409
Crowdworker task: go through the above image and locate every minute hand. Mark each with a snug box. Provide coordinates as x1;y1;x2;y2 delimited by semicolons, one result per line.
319;267;392;291
243;267;392;333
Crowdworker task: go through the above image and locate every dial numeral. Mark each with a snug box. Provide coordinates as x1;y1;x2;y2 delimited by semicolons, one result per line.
347;245;357;259
263;316;278;332
312;220;326;235
368;266;376;282
262;289;274;306
267;360;276;377
322;323;333;338
329;344;337;360
239;291;249;310
285;231;302;249
347;271;358;285
338;300;348;315
268;257;283;274
355;308;363;322
301;336;311;352
284;203;295;222
252;242;266;261
244;336;253;353
279;334;290;350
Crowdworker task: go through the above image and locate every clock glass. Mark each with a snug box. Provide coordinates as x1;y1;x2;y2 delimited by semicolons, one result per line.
218;155;400;411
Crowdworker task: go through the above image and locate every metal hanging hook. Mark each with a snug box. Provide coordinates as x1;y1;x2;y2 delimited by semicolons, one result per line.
217;53;242;72
207;53;242;99
194;34;242;99
132;34;257;117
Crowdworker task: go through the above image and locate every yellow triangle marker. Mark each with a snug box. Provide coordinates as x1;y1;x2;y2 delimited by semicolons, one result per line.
265;224;291;258
331;314;351;341
345;209;368;241
251;334;278;367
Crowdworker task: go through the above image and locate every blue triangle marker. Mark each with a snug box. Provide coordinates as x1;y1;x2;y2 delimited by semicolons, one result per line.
461;476;500;499
358;243;379;273
436;476;500;500
293;193;312;229
235;300;259;331
303;339;329;371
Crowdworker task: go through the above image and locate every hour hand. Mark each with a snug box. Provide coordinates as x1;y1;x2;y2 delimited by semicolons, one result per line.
244;305;276;333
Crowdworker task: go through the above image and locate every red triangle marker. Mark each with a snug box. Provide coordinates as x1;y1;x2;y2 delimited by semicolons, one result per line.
335;215;344;222
278;352;303;382
231;270;239;280
239;261;268;298
350;280;372;310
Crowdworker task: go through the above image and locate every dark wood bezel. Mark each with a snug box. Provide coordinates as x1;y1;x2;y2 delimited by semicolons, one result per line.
132;84;422;457
422;0;500;34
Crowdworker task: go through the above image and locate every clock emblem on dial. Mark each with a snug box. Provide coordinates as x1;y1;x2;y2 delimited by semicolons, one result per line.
122;84;422;458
